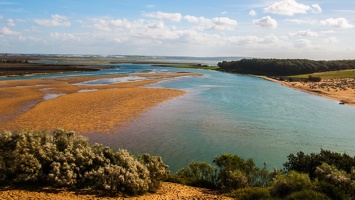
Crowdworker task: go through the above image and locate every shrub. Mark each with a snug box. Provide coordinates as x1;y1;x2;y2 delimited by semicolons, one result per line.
228;187;271;200
284;189;331;200
0;129;168;195
138;154;169;192
315;163;355;198
212;154;273;191
283;150;355;178
308;75;321;82
176;161;216;188
84;150;150;195
270;171;312;198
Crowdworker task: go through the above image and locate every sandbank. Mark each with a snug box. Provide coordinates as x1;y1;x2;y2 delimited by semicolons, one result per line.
0;72;200;133
261;76;355;106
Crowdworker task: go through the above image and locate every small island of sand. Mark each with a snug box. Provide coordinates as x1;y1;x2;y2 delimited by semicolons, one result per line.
0;72;201;133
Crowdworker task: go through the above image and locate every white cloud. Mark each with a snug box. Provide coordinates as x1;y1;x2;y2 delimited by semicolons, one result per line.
249;10;257;16
34;14;71;27
321;18;354;28
294;39;312;48
144;11;183;22
253;16;278;28
264;0;320;16
221;11;228;15
228;34;282;45
209;17;237;30
285;18;317;25
325;36;339;43
311;4;322;13
291;29;319;37
50;32;80;41
0;15;3;20
7;19;15;26
184;16;237;30
0;26;20;36
184;15;200;23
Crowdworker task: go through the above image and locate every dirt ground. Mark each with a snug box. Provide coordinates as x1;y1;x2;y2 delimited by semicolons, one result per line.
0;182;233;200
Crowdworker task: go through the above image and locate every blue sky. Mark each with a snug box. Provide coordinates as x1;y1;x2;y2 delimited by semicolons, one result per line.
0;0;354;59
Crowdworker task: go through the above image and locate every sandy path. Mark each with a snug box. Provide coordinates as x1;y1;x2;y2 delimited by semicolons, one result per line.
0;182;233;200
0;73;199;133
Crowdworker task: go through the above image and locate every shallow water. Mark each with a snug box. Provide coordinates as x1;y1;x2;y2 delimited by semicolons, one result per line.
2;63;355;172
85;67;355;172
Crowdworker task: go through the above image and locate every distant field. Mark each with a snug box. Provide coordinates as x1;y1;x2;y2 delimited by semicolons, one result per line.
288;69;355;79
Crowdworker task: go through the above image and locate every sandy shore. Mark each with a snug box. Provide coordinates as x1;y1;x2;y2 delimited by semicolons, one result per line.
0;182;232;200
261;76;355;106
0;72;200;133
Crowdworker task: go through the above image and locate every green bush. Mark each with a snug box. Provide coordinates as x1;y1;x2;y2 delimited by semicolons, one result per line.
176;161;216;188
228;187;271;200
212;154;274;191
284;189;331;200
0;129;168;195
315;163;355;199
270;171;312;198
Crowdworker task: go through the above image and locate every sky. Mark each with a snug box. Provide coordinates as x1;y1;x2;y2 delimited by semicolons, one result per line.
0;0;355;59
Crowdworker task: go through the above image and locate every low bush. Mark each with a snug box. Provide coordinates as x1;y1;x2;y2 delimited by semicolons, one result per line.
270;171;312;198
0;129;168;195
284;189;331;200
176;161;216;188
228;187;271;200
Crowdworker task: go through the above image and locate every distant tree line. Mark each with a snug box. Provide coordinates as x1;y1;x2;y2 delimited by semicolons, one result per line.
217;59;355;76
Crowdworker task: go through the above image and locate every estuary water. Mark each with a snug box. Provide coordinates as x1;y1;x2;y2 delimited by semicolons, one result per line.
83;65;355;172
2;63;355;172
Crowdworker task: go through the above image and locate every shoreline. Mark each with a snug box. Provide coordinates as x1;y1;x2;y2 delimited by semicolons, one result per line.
0;72;201;133
259;76;355;107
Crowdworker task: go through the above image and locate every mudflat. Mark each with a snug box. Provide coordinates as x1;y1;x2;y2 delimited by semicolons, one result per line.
0;72;200;133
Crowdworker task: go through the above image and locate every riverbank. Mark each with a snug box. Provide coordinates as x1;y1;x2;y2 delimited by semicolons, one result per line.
261;76;355;106
0;72;200;133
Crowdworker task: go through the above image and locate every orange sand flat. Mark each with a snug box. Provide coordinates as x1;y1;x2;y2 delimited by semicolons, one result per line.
262;76;355;106
0;73;200;133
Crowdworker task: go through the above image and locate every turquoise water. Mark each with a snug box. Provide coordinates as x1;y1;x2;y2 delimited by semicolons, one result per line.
2;63;355;172
84;66;355;172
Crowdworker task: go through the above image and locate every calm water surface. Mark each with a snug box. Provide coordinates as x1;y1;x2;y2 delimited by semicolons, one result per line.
2;63;354;172
85;66;355;172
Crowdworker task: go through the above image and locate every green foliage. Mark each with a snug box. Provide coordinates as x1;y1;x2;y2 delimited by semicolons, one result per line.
315;163;355;199
284;189;331;200
0;129;168;195
218;59;355;76
283;149;355;179
270;171;312;198
176;161;216;188
212;154;274;192
138;154;169;192
308;75;321;82
289;69;355;80
228;187;271;200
